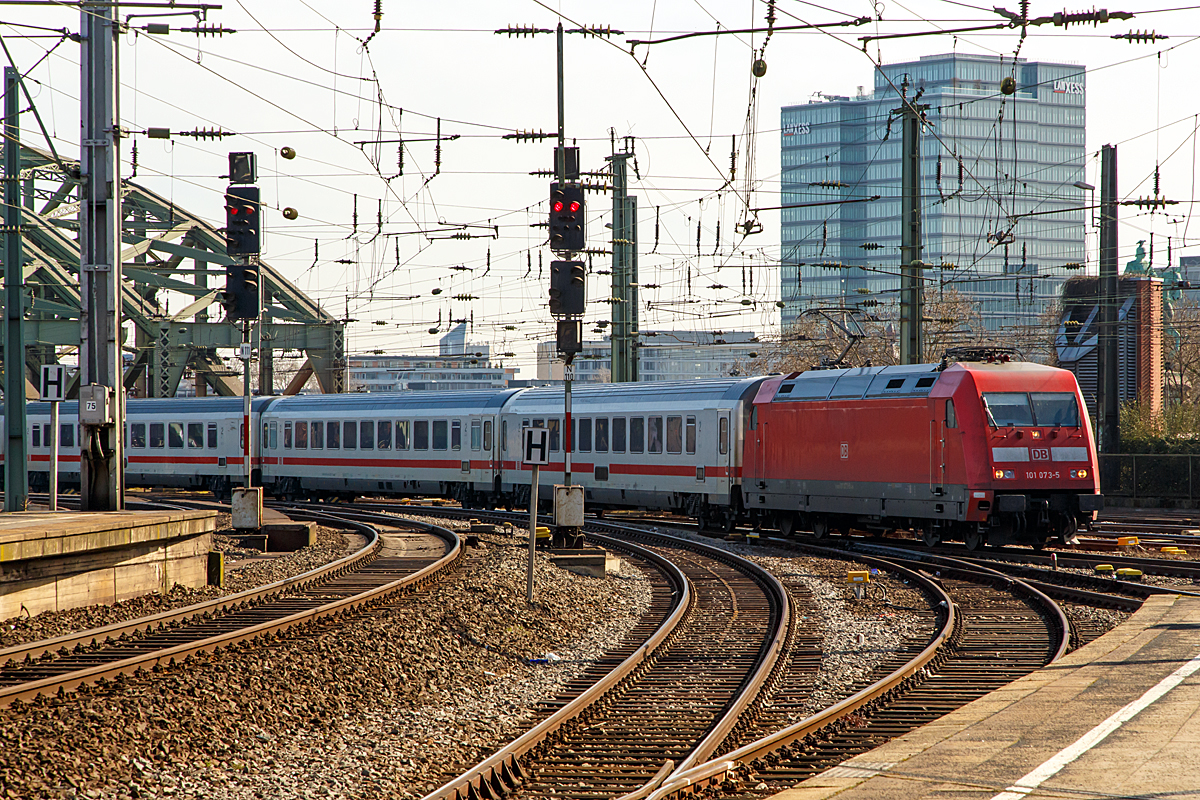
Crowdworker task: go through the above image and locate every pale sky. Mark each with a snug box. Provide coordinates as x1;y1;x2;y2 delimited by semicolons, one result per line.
4;1;1199;376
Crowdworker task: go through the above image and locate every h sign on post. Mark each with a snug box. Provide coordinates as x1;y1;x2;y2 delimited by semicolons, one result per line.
523;427;550;466
40;364;65;402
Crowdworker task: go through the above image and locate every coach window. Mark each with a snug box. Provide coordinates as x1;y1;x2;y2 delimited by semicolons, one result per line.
62;424;75;449
630;416;645;453
685;416;697;454
312;421;324;449
500;420;507;453
129;423;146;449
433;420;448;450
666;416;683;454
451;420;462;450
612;417;626;453
283;421;293;449
945;399;958;429
360;421;374;450
378;420;392;450
150;422;165;448
548;418;560;451
343;421;357;450
471;420;482;451
188;423;204;449
43;423;51;446
396;420;410;450
484;420;493;451
719;417;729;455
326;420;339;449
415;420;429;450
31;424;41;448
595;418;609;453
207;423;218;448
169;422;185;449
648;416;664;454
295;421;308;449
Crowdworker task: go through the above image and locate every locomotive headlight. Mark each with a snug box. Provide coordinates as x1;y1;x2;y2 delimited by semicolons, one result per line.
994;469;1015;479
1030;430;1042;439
994;469;1004;479
1071;469;1089;479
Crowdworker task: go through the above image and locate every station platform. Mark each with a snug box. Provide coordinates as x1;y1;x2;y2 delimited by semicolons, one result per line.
0;509;218;619
776;593;1200;800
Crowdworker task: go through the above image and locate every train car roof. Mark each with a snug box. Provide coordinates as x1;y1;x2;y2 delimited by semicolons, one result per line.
771;363;941;402
505;377;766;414
265;389;520;414
25;397;281;415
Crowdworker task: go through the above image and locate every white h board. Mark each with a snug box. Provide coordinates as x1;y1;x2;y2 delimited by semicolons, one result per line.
523;427;550;466
40;364;66;402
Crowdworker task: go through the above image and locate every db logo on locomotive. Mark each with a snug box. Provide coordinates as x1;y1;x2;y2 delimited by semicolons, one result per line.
1031;448;1050;461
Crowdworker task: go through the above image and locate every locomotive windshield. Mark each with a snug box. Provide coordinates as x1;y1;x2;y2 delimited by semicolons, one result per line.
982;392;1081;427
1030;392;1081;427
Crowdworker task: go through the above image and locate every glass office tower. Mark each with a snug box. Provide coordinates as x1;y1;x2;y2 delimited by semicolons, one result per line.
780;53;1087;343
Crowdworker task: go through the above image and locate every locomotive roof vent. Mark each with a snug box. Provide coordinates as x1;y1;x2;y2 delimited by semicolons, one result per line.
940;346;1023;369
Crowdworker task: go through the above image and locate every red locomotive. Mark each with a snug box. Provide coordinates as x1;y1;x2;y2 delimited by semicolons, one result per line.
743;351;1101;548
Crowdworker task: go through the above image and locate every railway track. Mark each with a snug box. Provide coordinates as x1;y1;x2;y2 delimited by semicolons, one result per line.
633;542;1069;800
0;505;460;707
417;512;791;800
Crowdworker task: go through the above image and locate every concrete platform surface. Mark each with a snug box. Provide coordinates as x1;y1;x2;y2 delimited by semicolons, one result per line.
774;593;1200;800
1;509;218;618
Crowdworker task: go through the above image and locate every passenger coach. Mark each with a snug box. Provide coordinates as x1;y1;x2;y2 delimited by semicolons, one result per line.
498;379;763;530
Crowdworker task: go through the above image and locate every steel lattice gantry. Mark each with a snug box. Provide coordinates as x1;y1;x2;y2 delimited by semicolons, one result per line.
3;144;345;399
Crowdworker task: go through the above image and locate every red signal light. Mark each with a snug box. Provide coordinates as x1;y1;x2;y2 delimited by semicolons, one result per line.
569;201;581;213
553;201;564;213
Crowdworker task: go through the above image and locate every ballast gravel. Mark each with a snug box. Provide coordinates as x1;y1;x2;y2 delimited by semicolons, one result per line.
646;528;936;718
0;518;651;800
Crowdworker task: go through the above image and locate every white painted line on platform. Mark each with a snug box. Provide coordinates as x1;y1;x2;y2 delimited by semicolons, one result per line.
990;650;1200;800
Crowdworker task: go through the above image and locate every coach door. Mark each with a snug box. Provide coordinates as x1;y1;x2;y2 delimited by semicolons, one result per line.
930;419;945;495
718;412;731;491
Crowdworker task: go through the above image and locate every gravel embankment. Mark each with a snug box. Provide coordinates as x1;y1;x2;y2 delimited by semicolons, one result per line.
2;524;356;650
0;524;651;800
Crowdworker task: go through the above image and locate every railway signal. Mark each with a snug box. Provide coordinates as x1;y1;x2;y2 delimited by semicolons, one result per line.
549;182;585;251
224;261;261;321
224;185;261;257
549;259;586;316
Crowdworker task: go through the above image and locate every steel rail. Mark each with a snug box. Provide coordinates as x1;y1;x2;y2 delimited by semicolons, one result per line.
631;542;957;800
0;507;387;668
0;508;461;707
420;531;693;800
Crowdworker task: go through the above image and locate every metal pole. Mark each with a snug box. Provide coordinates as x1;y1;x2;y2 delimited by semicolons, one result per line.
609;148;639;382
564;367;572;486
527;464;540;603
243;319;252;487
4;66;27;511
555;21;572;490
49;401;58;511
556;23;564;183
78;1;124;510
898;84;925;365
1099;143;1120;455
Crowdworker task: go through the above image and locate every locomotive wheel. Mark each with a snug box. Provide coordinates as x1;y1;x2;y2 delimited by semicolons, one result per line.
965;529;984;551
718;513;736;533
812;516;830;539
921;526;941;547
778;514;796;537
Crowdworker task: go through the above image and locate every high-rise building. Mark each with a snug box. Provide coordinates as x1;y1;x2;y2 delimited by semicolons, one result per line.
780;53;1087;351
